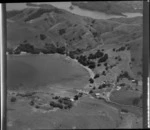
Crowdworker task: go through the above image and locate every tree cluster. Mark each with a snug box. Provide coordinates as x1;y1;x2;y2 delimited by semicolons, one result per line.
116;46;126;52
50;97;73;109
98;54;108;63
12;43;67;55
88;50;104;59
117;71;133;82
73;92;83;101
14;43;35;54
58;97;73;109
98;83;107;89
77;55;96;69
50;101;63;109
89;78;94;83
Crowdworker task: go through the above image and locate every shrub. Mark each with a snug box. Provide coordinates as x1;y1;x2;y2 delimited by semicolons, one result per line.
10;97;16;102
35;105;40;109
59;29;66;35
105;67;108;70
93;86;96;90
120;46;126;51
89;78;94;83
29;100;34;106
74;95;78;100
92;32;98;37
64;106;68;109
40;34;46;40
104;63;107;66
102;71;106;76
132;98;140;106
98;85;102;89
101;84;107;88
110;65;113;68
119;83;125;86
121;109;128;113
94;74;100;79
89;90;93;94
131;58;135;62
117;46;126;51
52;96;60;100
50;101;56;106
115;57;118;60
91;20;95;24
118;57;122;61
127;46;130;50
78;92;83;97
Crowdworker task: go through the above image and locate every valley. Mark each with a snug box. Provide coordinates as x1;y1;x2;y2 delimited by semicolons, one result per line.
6;2;143;129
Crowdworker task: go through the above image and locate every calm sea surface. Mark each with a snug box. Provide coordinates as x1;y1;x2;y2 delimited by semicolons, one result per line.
7;54;89;91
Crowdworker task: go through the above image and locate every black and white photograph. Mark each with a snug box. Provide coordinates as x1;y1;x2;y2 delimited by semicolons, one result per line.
2;1;147;129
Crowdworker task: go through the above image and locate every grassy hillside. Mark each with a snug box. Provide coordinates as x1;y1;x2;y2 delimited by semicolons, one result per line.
6;3;143;129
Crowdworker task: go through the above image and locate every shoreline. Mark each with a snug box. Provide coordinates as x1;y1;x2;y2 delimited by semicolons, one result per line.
63;54;95;79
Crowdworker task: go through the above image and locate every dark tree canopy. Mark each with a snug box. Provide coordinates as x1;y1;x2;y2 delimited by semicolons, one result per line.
88;50;104;59
59;29;66;35
94;74;100;79
89;78;94;83
14;43;35;54
10;97;16;102
98;54;108;63
40;34;47;40
117;71;133;82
